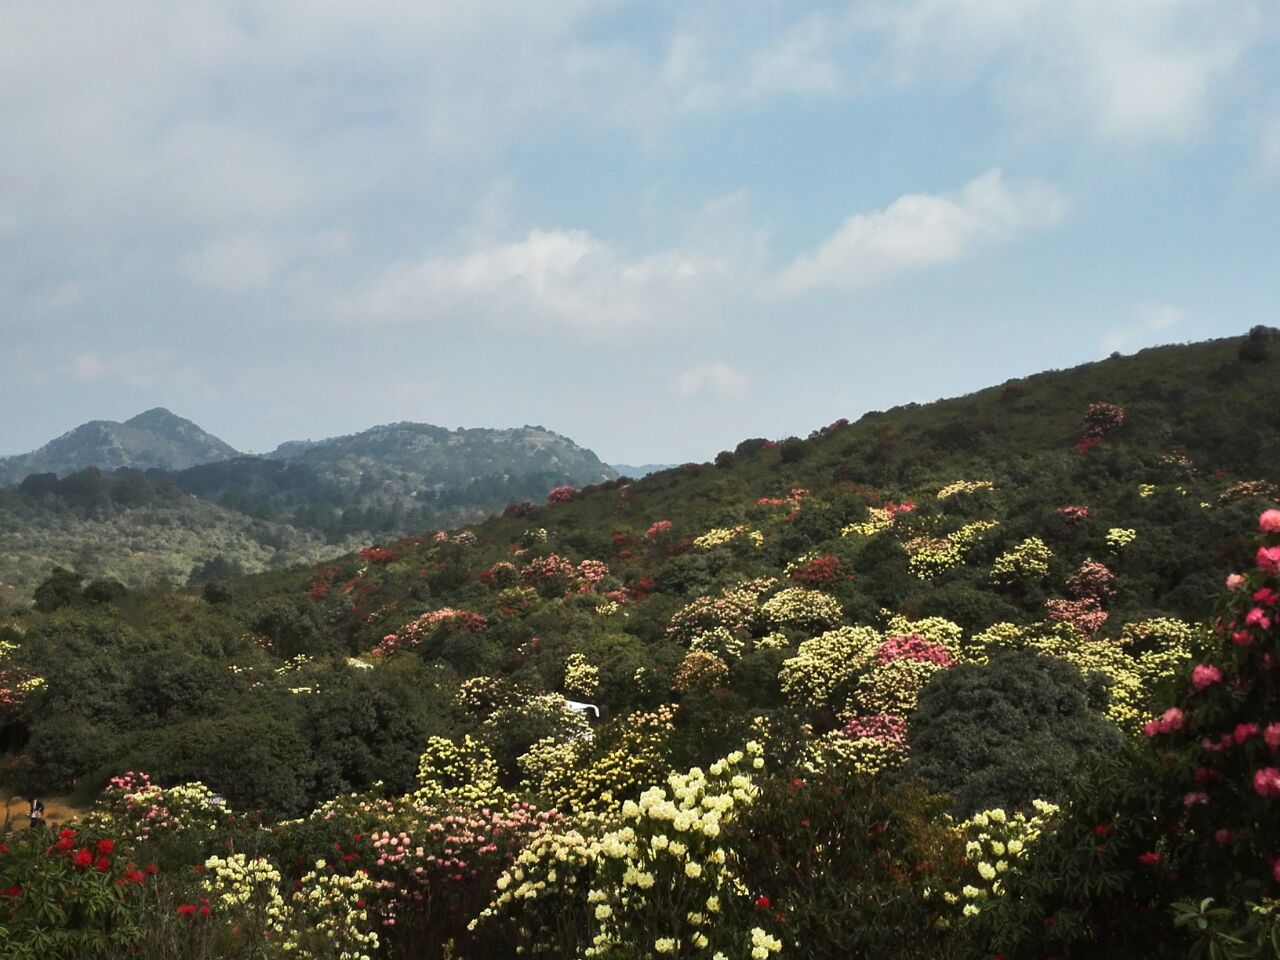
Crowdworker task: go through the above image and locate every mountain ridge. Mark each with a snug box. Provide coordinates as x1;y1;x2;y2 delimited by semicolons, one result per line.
0;407;239;485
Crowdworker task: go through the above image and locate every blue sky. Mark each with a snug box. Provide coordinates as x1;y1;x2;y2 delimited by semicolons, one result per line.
2;1;1279;464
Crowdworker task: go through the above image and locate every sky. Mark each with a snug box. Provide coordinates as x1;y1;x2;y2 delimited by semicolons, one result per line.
3;1;1279;465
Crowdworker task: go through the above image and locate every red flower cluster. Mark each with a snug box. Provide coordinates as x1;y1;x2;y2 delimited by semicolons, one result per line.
357;546;398;566
788;554;845;588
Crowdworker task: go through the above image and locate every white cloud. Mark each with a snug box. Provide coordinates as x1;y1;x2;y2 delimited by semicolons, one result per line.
67;350;179;389
861;0;1257;145
774;169;1066;294
746;16;843;99
338;228;739;335
181;233;281;293
1101;301;1184;353
673;363;749;398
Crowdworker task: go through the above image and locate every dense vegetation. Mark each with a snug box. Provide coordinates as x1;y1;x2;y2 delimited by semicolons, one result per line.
0;420;617;597
2;330;1279;958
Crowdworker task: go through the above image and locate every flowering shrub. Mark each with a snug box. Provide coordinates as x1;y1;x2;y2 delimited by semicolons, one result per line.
644;520;673;542
952;801;1059;919
1137;511;1280;905
481;561;518;588
520;553;579;594
87;772;226;847
547;485;577;504
1083;401;1126;438
1044;597;1109;637
884;614;965;660
415;735;509;809
0;825;155;957
689;626;746;662
577;559;610;588
0;633;44;715
564;652;601;697
475;743;775;959
802;714;910;777
785;552;845;587
842;507;894;538
852;655;947;716
284;864;379;960
666;579;774;643
938;479;995;500
875;634;954;667
991;537;1054;584
672;651;730;695
692;525;764;551
904;520;998;579
374;607;486;657
200;853;289;943
1056;504;1090;525
1066;558;1116;600
518;706;678;815
779;626;881;711
1106;527;1138;550
1218;479;1278;504
357;545;398;566
760;587;843;632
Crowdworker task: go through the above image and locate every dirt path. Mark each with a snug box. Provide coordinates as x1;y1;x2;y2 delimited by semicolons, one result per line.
2;795;84;833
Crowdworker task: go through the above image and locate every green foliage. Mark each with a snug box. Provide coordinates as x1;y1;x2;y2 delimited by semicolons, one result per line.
906;651;1125;815
727;768;970;960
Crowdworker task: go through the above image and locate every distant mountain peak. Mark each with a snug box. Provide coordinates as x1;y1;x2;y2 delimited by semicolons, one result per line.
125;406;180;425
0;410;239;486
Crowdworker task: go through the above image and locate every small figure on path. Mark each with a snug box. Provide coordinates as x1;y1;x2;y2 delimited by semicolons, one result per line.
28;796;45;830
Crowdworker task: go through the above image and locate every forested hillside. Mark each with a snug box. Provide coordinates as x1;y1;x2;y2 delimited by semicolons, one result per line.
2;330;1279;959
0;422;617;597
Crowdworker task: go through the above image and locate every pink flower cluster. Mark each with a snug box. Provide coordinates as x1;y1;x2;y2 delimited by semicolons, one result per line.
1142;707;1185;737
363;803;563;924
547;485;577;504
873;634;953;667
1258;509;1280;534
645;520;673;542
1065;559;1115;600
519;553;578;589
1267;723;1280;750
1045;597;1109;637
576;559;610;585
1258;546;1280;575
1255;768;1280;797
1191;664;1223;690
1083;401;1126;437
1056;505;1090;525
375;608;487;657
840;713;908;747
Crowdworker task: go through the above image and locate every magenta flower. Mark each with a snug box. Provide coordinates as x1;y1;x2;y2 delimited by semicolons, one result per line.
1191;664;1223;690
1253;767;1280;798
1266;723;1280;751
1245;607;1273;630
1235;723;1260;745
1258;546;1280;574
1260;509;1280;534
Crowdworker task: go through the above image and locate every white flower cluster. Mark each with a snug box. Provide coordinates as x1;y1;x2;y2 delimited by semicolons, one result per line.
949;800;1059;918
284;862;379;960
475;744;772;958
